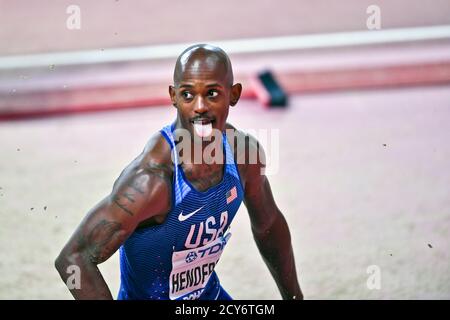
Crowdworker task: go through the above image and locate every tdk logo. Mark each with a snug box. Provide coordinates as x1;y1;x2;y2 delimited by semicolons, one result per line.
185;252;198;263
198;242;224;258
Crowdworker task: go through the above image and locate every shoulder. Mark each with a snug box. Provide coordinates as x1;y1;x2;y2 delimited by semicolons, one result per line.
112;131;174;193
142;131;174;175
107;131;174;221
225;123;266;186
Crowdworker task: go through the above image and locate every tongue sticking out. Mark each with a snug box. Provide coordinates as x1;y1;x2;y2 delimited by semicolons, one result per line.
193;122;213;138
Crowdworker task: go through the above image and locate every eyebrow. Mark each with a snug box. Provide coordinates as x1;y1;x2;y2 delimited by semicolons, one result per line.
178;83;224;89
206;83;223;88
178;84;194;89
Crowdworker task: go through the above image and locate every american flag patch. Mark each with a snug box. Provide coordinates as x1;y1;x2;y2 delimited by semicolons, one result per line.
226;186;237;204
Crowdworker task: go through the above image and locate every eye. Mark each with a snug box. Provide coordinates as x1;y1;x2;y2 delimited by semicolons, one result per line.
208;90;219;98
182;91;193;100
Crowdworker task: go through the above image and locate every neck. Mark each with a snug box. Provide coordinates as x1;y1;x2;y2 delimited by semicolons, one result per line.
173;119;224;165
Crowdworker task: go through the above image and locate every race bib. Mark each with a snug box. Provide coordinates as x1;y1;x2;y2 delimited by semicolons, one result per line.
169;232;231;300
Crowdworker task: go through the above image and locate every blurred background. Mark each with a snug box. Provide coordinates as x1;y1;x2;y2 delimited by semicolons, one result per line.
0;0;449;299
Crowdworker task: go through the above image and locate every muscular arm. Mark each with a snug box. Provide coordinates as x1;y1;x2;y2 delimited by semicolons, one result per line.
55;138;172;299
242;135;303;300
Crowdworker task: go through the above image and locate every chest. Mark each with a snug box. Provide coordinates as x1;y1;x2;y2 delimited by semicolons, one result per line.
181;163;225;192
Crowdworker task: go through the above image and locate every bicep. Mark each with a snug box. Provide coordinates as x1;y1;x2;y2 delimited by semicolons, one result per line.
63;165;171;265
72;197;131;264
241;133;281;235
244;173;281;236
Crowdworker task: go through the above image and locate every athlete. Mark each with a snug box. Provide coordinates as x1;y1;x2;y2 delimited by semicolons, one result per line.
55;44;303;300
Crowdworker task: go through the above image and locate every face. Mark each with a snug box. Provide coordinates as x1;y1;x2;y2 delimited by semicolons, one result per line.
169;54;242;139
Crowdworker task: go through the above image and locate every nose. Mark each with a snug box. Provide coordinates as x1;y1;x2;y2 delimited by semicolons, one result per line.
194;96;208;114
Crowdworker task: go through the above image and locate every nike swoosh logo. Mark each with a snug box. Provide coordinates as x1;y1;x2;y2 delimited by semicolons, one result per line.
178;206;204;222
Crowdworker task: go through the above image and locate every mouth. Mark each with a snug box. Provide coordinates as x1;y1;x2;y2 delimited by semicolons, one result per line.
191;117;214;125
191;118;214;137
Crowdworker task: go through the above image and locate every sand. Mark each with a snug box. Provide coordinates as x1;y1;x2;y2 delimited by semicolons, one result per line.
0;85;449;299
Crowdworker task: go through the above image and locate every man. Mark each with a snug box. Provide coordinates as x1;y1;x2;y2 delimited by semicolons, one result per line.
55;44;303;300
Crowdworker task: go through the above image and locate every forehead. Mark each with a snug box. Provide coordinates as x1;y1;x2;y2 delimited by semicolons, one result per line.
177;54;229;85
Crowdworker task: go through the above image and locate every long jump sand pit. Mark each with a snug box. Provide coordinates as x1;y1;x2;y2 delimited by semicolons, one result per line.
0;85;449;299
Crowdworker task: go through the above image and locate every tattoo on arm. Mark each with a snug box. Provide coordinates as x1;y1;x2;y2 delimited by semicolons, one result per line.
127;180;145;194
112;162;172;217
144;162;172;180
112;176;146;216
113;195;135;216
122;192;135;203
78;220;123;264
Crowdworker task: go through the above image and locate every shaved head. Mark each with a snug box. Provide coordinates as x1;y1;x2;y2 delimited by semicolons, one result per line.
173;44;234;86
169;44;242;135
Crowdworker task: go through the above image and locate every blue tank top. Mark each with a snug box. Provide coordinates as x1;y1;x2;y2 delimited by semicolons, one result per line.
117;123;244;300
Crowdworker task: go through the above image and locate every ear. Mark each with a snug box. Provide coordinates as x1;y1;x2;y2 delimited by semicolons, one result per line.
169;85;177;108
230;83;242;106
